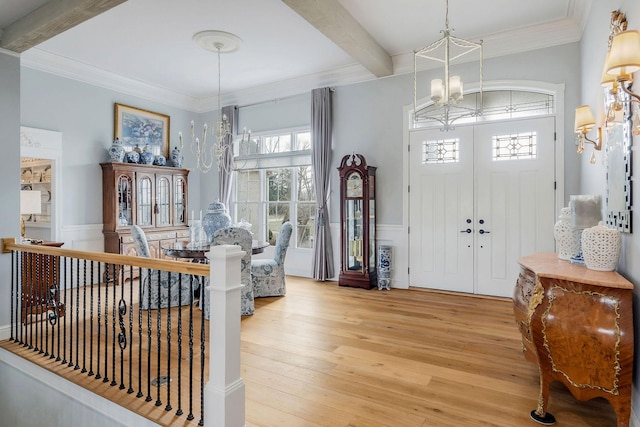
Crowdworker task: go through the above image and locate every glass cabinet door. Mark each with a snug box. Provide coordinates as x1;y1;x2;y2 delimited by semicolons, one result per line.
174;177;187;225
345;199;364;272
137;175;153;226
156;176;171;226
117;174;133;227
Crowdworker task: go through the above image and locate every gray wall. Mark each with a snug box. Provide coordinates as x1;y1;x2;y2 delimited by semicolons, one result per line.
0;51;21;327
20;68;213;221
578;0;640;415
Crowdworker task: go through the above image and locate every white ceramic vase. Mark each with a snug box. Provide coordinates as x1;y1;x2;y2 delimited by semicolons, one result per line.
553;207;582;260
581;221;621;271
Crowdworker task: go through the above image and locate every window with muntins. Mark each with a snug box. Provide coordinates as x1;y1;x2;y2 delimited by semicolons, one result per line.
233;129;315;248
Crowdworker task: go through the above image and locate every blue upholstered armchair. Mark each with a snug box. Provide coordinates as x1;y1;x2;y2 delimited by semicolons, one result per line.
251;222;293;297
131;225;197;310
202;227;254;319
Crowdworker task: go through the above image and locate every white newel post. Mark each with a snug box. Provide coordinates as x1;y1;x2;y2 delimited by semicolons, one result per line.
204;245;246;427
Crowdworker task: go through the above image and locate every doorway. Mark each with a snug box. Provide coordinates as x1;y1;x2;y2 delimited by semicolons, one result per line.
408;116;556;297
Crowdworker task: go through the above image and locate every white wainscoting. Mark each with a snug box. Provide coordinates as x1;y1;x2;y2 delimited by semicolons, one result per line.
60;224;104;252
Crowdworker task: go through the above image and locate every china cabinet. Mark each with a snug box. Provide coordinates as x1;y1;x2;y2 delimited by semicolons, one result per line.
514;253;633;426
101;163;190;260
338;153;377;289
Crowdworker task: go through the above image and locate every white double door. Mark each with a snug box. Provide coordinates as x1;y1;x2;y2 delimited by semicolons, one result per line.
408;117;556;297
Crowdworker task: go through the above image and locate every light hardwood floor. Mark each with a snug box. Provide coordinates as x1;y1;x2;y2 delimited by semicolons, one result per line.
2;276;619;426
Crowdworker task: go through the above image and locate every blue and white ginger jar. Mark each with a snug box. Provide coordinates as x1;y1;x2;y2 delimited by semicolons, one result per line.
139;145;155;165
108;138;125;162
202;201;232;244
170;146;183;167
125;150;140;164
153;155;166;166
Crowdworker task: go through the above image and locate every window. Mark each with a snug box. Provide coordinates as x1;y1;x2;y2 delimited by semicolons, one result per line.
233;129;315;249
492;132;537;161
422;138;459;164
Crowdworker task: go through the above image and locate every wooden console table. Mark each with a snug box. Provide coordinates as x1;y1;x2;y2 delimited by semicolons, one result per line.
514;253;633;426
21;241;65;323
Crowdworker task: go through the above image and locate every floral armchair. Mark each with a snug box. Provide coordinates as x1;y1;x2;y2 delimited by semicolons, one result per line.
131;225;197;310
202;226;254;319
251;222;292;297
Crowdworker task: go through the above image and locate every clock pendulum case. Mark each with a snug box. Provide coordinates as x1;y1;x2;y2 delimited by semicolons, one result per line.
337;153;377;289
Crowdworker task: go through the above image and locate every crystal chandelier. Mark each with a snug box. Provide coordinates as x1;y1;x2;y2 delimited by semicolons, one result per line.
187;30;246;174
413;0;483;131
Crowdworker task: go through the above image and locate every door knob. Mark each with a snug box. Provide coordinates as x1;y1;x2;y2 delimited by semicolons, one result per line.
460;228;472;234
479;229;490;234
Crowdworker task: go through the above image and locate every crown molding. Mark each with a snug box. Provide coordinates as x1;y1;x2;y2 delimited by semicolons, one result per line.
20;48;200;111
0;46;20;58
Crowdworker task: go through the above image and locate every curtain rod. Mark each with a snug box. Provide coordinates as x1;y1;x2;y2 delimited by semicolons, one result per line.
237;87;335;110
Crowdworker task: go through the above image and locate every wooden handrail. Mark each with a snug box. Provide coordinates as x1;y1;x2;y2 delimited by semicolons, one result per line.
1;237;209;276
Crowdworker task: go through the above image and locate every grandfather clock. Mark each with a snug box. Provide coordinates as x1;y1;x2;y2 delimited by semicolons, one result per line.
338;153;377;289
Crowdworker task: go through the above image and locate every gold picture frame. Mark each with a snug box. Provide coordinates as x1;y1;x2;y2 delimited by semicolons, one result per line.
114;103;170;158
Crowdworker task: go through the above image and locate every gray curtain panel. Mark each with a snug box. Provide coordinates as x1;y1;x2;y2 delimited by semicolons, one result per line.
311;87;335;280
219;105;238;208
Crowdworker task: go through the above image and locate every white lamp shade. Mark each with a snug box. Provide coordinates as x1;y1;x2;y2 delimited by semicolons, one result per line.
430;79;443;101
20;190;42;215
606;30;640;77
575;105;596;133
601;51;616;87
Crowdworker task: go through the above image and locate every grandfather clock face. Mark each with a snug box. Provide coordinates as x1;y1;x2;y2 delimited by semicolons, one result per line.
346;172;363;198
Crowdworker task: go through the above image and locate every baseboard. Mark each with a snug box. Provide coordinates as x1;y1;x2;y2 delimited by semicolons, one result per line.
632;406;639;427
0;324;10;341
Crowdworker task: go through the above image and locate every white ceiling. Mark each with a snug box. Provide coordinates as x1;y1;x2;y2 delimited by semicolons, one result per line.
2;0;590;111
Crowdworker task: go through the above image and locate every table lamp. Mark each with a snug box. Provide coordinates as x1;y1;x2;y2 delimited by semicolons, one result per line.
20;190;42;239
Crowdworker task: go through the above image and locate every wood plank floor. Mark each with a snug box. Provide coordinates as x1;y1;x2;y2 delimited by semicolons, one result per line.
2;276;619;426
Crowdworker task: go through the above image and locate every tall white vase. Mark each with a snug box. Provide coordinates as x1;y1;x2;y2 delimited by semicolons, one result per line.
553;207;582;260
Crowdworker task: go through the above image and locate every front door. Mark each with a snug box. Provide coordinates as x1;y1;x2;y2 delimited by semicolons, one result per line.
409;116;556;297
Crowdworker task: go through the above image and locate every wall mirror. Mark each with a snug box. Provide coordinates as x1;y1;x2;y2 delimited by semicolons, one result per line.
605;90;632;233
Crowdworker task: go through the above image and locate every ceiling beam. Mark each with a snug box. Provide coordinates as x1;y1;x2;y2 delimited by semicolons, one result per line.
282;0;393;78
0;0;127;53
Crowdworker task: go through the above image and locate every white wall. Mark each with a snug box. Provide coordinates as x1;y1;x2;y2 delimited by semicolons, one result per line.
0;50;22;328
579;0;640;420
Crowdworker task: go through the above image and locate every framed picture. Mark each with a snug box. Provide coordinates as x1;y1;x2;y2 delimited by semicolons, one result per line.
114;103;170;158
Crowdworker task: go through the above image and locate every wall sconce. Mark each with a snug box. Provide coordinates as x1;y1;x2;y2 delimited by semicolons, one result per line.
604;29;640;135
575;105;602;163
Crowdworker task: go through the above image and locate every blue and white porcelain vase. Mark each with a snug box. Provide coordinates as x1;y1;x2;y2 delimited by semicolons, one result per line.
125;150;140;164
153;155;166;166
377;244;392;290
108;138;125;162
139;144;155;165
170;146;183;167
202;200;231;244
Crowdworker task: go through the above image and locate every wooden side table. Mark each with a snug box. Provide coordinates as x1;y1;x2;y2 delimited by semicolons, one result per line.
514;253;633;427
21;241;65;323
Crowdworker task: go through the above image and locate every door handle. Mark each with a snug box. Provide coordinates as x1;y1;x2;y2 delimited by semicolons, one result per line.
479;229;490;234
460;228;472;234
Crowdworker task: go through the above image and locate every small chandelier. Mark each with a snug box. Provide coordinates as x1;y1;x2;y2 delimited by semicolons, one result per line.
187;30;248;174
413;0;483;131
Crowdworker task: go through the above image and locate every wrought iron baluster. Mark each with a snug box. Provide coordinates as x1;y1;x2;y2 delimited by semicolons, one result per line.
199;277;206;426
81;259;87;373
165;271;173;412
145;267;152;402
68;257;74;367
103;263;110;383
187;276;195;422
176;272;184;416
136;265;143;398
118;263;127;390
88;261;95;376
95;262;102;380
111;264;119;386
75;258;81;370
44;255;50;357
61;257;68;365
127;265;134;394
155;269;162;407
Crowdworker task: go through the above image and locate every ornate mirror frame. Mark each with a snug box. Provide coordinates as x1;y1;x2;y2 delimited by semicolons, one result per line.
605;86;633;233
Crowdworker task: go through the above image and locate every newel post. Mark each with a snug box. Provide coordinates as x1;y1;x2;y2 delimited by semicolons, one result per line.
204;245;246;427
